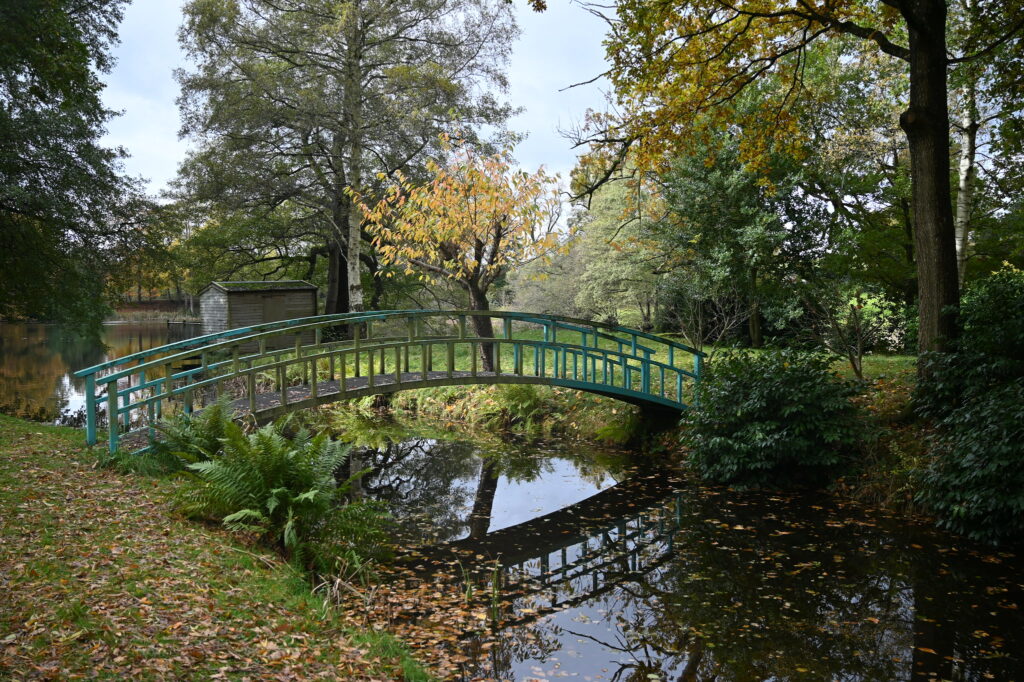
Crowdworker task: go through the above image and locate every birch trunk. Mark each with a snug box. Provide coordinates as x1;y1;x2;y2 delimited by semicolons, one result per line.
343;1;365;314
954;51;979;287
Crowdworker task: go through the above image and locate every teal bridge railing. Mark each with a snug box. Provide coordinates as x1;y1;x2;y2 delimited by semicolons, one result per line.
75;310;704;454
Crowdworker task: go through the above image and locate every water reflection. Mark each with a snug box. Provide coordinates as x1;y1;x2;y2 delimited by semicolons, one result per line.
345;421;1024;680
337;418;629;545
0;322;200;424
463;486;1024;681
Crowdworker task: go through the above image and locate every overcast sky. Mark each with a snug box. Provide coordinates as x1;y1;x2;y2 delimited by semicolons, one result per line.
100;0;611;196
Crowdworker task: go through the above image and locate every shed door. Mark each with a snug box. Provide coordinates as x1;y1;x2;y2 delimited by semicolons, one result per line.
262;294;288;323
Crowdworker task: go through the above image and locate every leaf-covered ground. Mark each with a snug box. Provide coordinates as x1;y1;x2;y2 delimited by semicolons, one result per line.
0;415;426;680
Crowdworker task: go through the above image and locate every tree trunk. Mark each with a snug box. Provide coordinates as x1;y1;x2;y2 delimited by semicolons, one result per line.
955;80;979;287
324;239;349;316
343;4;365;314
346;194;365;313
748;300;763;348
468;283;496;372
468;459;499;539
899;0;960;355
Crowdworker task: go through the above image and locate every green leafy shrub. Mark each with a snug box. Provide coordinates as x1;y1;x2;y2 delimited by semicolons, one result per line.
177;421;392;572
681;350;863;487
479;383;546;429
915;266;1024;543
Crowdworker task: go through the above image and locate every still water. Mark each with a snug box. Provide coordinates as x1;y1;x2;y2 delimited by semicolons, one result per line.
343;420;1024;681
0;321;199;424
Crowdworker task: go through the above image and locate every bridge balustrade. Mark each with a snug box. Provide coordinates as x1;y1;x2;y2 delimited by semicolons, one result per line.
74;310;704;454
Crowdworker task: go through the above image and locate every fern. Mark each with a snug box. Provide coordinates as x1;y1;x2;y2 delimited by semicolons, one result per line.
150;396;239;468
175;418;391;573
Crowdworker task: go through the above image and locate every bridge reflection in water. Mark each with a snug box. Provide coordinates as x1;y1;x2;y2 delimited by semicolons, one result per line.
408;469;685;629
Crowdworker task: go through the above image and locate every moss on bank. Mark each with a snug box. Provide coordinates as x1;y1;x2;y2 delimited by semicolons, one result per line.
384;382;653;445
0;414;430;680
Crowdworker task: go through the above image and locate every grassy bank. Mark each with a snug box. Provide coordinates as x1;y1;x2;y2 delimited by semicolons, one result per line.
0;415;429;680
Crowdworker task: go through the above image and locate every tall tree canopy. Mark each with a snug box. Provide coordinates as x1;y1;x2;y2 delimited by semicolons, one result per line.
0;0;139;329
562;0;1024;355
175;0;517;314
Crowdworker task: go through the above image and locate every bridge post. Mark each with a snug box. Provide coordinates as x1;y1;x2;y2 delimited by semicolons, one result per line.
85;375;97;445
141;370;154;441
340;351;348;391
247;372;257;413
106;379;119;453
353;325;361;377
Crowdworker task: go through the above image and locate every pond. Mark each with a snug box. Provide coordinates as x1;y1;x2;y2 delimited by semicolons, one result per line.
340;418;1024;681
0;321;200;424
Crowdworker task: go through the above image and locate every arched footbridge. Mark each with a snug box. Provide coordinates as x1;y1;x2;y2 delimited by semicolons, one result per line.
76;310;704;454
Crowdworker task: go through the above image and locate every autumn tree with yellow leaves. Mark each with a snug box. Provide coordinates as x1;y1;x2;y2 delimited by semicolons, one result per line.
356;140;563;369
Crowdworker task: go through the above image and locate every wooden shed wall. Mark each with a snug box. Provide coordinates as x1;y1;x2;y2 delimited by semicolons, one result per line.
200;289;229;335
201;287;317;349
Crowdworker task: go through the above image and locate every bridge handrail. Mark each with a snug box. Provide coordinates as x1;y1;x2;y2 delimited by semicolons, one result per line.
72;309;408;380
75;310;703;383
78;309;705;453
111;336;701;413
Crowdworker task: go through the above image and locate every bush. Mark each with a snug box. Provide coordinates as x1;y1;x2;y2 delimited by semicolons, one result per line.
681;350;863;487
177;420;393;573
96;398;239;477
915;266;1024;543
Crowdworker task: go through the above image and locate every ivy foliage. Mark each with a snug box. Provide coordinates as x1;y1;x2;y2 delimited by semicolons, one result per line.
915;266;1024;543
681;350;863;488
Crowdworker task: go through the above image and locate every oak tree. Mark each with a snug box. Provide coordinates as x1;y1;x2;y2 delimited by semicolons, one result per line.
176;0;517;313
1;0;140;330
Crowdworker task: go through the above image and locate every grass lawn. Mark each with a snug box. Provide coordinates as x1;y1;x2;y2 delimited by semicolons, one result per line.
0;414;430;680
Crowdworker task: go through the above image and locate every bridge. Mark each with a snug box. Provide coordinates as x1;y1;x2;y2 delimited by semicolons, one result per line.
398;469;687;632
75;310;704;454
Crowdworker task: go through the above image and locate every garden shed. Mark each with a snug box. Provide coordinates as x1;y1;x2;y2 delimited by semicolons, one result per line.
199;281;318;347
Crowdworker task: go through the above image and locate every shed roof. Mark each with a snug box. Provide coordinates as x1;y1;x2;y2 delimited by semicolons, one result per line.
201;280;317;295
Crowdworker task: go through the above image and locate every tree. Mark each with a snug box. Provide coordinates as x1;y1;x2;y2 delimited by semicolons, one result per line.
357;139;562;369
0;0;140;330
175;0;517;315
572;181;665;330
657;131;814;347
556;0;1024;356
